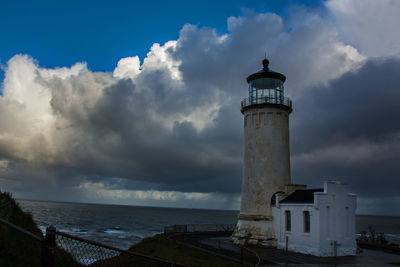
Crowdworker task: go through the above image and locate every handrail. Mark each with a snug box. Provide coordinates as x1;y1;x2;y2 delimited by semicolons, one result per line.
164;223;236;234
0;217;43;241
243;247;261;267
0;217;189;266
56;230;189;266
241;96;292;109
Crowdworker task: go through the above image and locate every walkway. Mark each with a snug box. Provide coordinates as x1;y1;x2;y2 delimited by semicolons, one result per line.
171;232;400;266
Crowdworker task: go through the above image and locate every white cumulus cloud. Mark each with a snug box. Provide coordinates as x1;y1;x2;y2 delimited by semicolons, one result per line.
0;4;398;213
326;0;400;58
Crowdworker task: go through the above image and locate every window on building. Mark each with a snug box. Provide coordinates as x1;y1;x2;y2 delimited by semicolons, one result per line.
345;207;349;237
285;210;291;231
303;211;310;233
326;206;330;238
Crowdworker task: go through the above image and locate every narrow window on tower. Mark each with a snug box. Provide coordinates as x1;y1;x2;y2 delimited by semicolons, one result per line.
277;112;282;125
255;112;260;127
252;113;257;125
267;112;274;125
285;210;291;231
303;211;310;233
259;112;265;125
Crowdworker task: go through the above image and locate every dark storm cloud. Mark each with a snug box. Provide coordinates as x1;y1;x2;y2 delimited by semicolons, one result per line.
1;4;398;213
291;57;400;199
42;69;242;194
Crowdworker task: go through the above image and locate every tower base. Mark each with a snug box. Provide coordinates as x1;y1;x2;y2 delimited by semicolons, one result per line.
231;215;276;247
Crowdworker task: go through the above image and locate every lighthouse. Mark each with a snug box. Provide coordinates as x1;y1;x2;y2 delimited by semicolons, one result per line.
232;59;293;246
231;59;357;256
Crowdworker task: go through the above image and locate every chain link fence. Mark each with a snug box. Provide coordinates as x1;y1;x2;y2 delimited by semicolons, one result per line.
164;224;236;234
1;218;188;267
54;229;183;266
55;231;120;265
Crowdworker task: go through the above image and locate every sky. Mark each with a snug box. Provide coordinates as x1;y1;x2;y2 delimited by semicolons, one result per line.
0;0;399;215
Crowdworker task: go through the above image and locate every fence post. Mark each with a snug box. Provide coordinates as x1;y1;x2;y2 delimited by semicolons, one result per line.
240;246;244;265
285;235;288;252
42;225;56;267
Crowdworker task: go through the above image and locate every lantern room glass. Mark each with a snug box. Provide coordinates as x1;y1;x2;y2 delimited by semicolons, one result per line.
249;77;284;105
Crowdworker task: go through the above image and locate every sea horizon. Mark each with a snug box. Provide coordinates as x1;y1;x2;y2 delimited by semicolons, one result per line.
15;197;240;212
15;197;400;218
13;196;400;250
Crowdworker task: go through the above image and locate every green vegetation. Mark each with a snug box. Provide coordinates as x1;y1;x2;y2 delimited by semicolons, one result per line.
0;191;80;267
0;191;43;267
357;239;400;253
131;234;241;266
0;191;42;235
1;191;240;267
93;234;241;267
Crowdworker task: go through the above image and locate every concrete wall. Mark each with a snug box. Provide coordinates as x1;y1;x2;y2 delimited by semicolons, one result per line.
240;107;291;217
233;106;291;245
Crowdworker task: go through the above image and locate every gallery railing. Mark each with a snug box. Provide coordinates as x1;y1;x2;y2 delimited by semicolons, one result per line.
241;96;292;110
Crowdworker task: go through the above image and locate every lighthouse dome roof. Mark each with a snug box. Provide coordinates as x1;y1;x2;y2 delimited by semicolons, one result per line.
246;59;286;83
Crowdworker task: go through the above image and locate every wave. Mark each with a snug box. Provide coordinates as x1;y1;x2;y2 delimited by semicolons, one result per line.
38;226;88;235
103;227;126;234
59;228;88;234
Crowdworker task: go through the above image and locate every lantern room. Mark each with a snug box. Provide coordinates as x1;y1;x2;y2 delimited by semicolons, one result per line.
241;59;292;114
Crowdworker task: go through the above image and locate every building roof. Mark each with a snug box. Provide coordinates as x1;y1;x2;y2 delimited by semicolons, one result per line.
280;189;323;204
246;59;286;83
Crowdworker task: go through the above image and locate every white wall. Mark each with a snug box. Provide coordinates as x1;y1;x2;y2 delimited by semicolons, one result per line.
273;204;320;255
315;181;357;256
273;181;357;257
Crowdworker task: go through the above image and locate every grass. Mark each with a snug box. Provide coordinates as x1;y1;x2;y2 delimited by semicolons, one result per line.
92;234;241;267
0;191;80;267
1;191;241;267
0;191;44;267
131;234;241;267
358;239;400;253
0;191;43;237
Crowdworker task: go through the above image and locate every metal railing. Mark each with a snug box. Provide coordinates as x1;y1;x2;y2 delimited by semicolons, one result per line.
0;218;188;267
0;217;43;267
55;229;120;265
241;96;292;110
0;217;43;242
54;229;186;266
164;224;236;234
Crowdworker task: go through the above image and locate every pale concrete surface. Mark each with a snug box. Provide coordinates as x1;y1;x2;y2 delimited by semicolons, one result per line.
173;233;400;266
353;248;400;267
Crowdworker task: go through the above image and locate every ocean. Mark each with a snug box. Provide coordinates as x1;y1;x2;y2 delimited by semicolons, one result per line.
17;199;400;249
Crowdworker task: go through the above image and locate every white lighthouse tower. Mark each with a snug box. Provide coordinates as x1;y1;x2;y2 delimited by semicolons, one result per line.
233;59;293;246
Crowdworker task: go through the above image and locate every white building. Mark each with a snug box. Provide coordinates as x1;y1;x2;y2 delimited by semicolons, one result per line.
232;59;357;257
272;181;357;256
